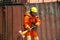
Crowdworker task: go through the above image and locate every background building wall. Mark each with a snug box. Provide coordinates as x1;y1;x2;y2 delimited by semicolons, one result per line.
0;6;3;40
27;0;59;3
5;6;25;40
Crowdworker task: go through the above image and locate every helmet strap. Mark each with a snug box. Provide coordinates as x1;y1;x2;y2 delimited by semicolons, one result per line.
30;11;33;16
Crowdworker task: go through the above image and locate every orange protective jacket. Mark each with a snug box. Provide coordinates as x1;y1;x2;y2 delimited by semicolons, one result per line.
24;11;41;37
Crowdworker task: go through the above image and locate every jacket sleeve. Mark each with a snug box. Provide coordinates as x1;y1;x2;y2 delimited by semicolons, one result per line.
36;16;41;27
24;15;30;28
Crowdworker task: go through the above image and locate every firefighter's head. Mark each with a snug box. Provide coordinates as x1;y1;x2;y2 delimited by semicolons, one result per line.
30;7;38;16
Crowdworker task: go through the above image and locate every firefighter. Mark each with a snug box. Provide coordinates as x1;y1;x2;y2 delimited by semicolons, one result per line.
24;7;41;40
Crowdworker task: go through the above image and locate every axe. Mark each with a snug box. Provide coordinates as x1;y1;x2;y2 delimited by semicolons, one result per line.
19;26;35;38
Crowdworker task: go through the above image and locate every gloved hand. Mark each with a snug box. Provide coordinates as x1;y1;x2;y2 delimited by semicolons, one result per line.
32;26;37;30
25;26;31;31
25;25;30;29
31;22;37;30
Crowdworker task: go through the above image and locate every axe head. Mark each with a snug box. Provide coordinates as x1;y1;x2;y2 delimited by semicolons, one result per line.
19;30;25;38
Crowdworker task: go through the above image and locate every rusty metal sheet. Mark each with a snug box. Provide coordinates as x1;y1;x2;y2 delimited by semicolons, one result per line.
21;0;27;4
4;6;25;40
5;6;13;40
0;6;3;40
0;7;3;34
12;6;25;40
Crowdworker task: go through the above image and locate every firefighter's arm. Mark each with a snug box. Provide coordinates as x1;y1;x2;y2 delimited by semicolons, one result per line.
24;15;30;29
36;16;41;27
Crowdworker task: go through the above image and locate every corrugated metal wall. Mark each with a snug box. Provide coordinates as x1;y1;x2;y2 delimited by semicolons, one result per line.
5;6;25;40
0;5;25;40
12;6;25;40
0;6;3;40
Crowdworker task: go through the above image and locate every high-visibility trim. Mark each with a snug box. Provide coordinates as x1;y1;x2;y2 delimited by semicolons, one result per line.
25;25;30;28
36;22;40;26
27;36;31;40
34;36;39;40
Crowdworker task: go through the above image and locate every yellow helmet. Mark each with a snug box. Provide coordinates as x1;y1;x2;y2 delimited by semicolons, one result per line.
31;7;38;13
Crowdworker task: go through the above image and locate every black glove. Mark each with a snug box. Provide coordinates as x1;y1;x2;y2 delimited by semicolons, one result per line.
32;25;37;30
31;22;37;30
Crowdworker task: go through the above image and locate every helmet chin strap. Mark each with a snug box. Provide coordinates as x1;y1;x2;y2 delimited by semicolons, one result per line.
30;11;36;17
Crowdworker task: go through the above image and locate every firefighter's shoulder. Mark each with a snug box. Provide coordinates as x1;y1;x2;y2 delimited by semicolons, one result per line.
25;11;30;16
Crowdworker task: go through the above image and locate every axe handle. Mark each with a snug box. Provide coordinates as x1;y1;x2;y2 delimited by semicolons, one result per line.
22;30;28;34
22;27;34;34
19;26;35;38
